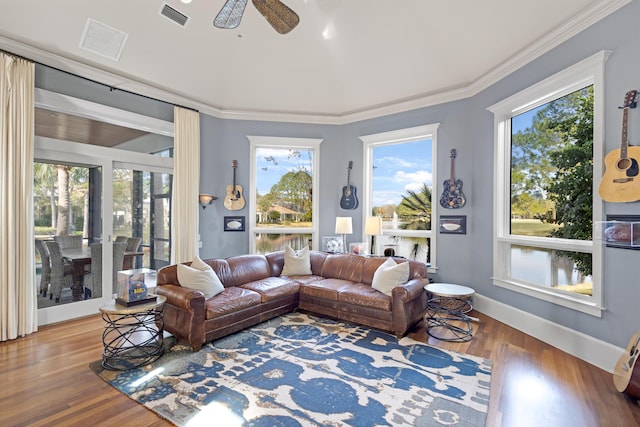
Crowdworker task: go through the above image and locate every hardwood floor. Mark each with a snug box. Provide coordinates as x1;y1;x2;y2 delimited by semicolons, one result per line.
1;311;639;427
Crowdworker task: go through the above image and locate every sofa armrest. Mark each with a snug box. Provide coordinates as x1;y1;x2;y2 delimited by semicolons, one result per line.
392;278;428;302
391;278;429;337
156;284;206;312
155;284;207;351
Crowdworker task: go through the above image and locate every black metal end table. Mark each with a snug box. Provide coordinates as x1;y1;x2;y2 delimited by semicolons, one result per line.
98;295;166;370
424;283;477;342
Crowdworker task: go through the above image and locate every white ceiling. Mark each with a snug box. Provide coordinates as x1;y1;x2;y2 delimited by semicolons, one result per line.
0;0;629;123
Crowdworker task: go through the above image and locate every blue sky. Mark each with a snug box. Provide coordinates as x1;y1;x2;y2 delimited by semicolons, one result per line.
372;139;432;207
255;140;433;208
256;147;313;195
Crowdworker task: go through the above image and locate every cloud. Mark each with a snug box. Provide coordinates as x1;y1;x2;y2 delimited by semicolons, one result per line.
394;170;433;187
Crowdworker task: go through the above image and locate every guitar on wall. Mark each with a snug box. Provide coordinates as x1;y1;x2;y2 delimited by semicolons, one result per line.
599;89;640;203
613;331;640;399
440;149;466;209
223;160;245;210
339;161;359;210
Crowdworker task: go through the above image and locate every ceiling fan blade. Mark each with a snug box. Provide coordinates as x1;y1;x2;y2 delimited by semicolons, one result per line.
214;0;249;29
252;0;299;34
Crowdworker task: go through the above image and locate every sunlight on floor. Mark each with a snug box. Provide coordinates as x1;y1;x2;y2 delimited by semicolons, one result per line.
129;367;165;387
186;402;244;427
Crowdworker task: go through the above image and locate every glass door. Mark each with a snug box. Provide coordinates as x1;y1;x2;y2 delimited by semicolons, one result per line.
33;89;174;325
34;150;112;325
112;164;173;277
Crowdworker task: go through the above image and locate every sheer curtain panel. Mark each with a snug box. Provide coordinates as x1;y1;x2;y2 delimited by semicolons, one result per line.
0;53;36;341
171;106;200;264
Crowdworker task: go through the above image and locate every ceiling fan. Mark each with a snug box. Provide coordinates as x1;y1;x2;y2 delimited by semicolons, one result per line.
214;0;300;34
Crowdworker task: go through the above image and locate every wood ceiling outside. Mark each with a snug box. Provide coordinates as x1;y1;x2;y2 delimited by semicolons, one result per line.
35;108;149;147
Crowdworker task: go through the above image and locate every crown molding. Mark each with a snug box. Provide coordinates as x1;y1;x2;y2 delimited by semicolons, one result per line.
0;0;630;125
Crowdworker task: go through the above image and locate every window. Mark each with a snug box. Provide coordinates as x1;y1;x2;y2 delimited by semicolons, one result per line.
488;51;608;316
248;136;322;254
361;124;438;267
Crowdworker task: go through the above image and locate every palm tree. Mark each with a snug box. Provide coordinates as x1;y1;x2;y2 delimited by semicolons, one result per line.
33;162;58;229
398;184;432;229
396;184;432;261
55;165;71;235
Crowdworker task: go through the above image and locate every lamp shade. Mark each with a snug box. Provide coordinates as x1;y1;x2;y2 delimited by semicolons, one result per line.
199;194;217;209
365;216;382;236
335;217;353;234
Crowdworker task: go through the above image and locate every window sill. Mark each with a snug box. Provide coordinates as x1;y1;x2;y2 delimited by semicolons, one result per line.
492;276;602;317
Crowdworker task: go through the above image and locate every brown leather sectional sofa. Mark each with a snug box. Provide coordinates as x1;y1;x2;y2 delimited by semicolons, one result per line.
156;250;429;351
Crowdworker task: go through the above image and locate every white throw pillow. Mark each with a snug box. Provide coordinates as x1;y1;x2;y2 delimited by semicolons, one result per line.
372;257;410;296
281;246;312;276
177;256;224;299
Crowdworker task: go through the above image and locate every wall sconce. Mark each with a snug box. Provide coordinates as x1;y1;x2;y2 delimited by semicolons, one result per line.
199;194;217;209
365;216;383;255
335;216;353;253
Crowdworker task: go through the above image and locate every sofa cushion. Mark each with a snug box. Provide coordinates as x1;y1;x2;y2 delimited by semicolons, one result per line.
205;287;262;319
371;257;410;296
281;246;312;276
338;283;392;311
177;256;224;298
240;277;300;302
299;278;353;301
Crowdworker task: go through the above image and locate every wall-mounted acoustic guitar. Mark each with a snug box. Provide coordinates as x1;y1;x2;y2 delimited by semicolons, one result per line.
224;160;245;210
613;331;640;399
440;149;466;209
339;161;358;210
599;90;640;203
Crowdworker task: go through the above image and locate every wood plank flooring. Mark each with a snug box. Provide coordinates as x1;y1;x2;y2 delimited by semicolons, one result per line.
1;310;639;426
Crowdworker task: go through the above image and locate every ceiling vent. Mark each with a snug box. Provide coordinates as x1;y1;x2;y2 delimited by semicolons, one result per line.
161;3;189;26
79;18;128;61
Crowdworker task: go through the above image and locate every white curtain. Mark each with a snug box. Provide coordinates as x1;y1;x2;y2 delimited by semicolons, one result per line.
0;53;36;341
171;106;200;264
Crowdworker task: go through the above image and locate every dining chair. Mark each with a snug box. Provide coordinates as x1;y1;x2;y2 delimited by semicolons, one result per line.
54;235;83;249
45;241;73;303
126;237;142;252
85;242;127;298
86;243;103;299
35;239;51;297
112;242;127;295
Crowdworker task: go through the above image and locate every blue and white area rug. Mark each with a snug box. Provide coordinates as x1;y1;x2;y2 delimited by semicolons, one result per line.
90;313;492;426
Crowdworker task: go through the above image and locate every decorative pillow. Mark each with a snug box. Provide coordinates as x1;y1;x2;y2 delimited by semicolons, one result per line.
281;246;312;276
177;256;224;299
372;257;410;296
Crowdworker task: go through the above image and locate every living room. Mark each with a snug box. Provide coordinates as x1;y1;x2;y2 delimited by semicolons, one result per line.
2;1;640;425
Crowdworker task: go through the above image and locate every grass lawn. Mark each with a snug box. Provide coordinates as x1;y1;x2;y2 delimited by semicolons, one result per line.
510;219;560;237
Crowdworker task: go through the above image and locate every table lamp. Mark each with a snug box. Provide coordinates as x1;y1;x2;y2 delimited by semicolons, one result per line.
365;216;383;255
335;216;353;253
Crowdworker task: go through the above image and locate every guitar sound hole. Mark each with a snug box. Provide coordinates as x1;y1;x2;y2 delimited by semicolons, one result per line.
617;158;631;170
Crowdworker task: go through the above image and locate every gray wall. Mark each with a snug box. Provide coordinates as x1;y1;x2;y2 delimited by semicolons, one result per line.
197;0;640;349
35;1;640;349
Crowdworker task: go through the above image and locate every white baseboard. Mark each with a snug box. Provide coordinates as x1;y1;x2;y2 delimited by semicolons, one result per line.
474;293;622;373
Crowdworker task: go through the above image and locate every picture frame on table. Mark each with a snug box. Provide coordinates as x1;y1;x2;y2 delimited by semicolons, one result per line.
322;236;344;253
439;215;466;234
349;242;368;256
224;216;245;232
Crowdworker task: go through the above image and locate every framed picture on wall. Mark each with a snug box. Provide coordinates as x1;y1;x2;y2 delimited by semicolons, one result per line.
439;215;466;234
224;216;245;232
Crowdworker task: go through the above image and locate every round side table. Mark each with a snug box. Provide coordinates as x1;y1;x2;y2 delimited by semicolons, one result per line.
424;283;476;342
98;295;166;370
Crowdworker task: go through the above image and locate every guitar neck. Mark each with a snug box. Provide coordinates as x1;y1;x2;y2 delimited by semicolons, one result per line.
450;157;455;182
621;107;630;159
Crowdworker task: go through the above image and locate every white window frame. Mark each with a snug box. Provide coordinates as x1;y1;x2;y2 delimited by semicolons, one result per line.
247;136;322;254
360;124;439;271
488;51;610;317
